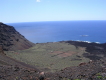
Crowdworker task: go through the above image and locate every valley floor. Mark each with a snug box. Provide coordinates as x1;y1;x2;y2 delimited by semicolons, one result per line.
5;41;90;72
0;41;106;80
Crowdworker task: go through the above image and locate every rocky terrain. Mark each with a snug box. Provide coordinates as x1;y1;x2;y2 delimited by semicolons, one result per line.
65;41;106;60
0;22;34;51
0;55;106;80
0;22;106;80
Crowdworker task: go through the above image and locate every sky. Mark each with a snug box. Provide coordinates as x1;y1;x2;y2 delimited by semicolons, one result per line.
0;0;106;23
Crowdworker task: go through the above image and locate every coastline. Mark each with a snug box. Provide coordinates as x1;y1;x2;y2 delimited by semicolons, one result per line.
35;40;104;44
7;20;106;44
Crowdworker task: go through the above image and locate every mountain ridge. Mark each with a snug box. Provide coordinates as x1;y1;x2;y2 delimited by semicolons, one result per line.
0;22;34;51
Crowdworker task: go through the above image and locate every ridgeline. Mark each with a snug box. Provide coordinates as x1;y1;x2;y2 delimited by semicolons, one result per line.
0;22;34;51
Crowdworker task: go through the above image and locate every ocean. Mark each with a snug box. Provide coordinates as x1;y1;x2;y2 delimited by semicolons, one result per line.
7;20;106;43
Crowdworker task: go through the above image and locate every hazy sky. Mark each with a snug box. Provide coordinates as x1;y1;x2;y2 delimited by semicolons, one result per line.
0;0;106;23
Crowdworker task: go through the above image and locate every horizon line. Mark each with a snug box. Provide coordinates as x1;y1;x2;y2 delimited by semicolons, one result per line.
5;20;106;24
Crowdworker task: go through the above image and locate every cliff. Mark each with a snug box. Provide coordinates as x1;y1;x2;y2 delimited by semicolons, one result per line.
0;22;34;51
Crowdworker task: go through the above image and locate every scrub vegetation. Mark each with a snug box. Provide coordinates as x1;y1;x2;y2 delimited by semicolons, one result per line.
6;42;90;72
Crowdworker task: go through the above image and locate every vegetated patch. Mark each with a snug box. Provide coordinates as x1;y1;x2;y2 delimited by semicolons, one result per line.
5;41;90;72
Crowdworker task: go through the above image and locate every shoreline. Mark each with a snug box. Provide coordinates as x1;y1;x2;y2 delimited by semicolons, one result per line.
34;40;106;44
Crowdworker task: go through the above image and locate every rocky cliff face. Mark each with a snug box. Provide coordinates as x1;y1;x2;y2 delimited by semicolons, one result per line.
0;22;34;51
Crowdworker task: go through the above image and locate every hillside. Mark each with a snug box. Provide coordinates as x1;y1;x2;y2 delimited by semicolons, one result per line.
6;41;106;72
0;22;34;51
0;22;106;80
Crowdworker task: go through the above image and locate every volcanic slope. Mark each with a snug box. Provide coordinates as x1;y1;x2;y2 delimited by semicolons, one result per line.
0;22;34;51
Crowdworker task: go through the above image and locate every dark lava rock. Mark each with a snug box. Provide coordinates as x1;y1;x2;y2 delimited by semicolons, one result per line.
0;22;34;51
65;41;106;61
0;45;5;55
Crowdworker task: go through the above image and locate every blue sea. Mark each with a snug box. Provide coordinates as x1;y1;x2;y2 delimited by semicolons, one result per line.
7;20;106;43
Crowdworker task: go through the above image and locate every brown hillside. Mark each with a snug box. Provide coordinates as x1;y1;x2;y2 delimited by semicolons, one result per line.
0;22;34;51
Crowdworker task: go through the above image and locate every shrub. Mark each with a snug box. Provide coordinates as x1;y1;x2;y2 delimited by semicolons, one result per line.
97;76;103;79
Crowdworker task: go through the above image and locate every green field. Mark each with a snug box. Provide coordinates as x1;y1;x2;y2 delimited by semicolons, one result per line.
5;42;90;72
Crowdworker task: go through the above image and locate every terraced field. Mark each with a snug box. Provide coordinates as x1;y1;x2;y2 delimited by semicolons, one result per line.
5;42;90;72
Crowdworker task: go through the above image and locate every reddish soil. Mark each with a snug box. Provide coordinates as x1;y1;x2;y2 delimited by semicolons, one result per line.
49;51;76;57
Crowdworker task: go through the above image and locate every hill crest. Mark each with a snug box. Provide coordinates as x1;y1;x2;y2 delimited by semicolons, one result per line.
0;22;34;51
